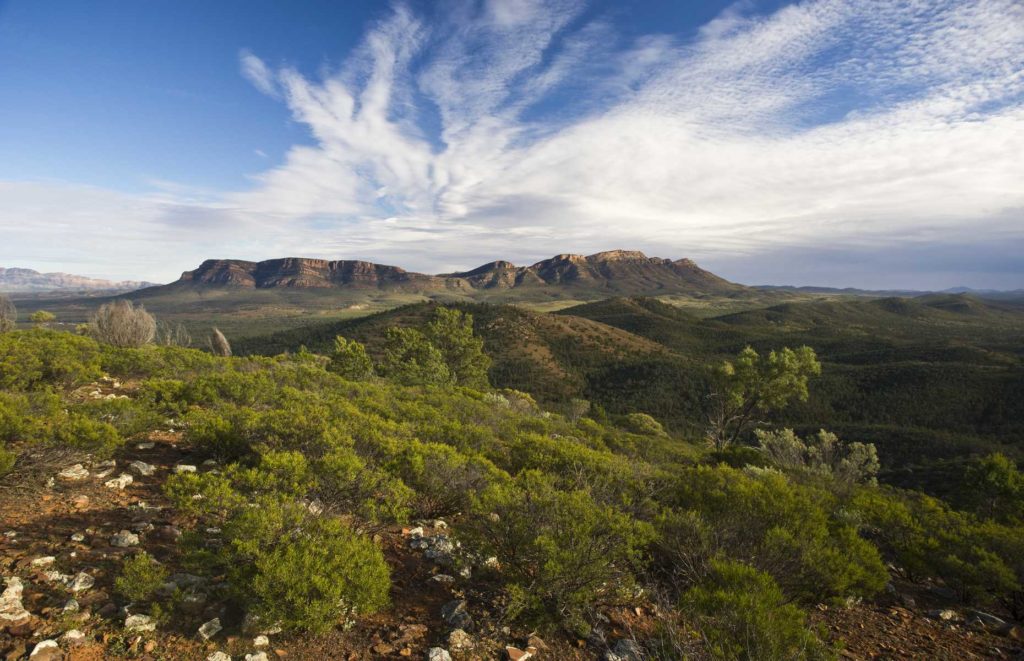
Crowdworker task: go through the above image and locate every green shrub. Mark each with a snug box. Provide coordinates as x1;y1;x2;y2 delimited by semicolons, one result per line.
0;330;102;390
622;412;665;436
462;470;654;633
0;391;62;444
682;559;834;661
424;308;491;389
53;413;122;456
138;378;190;417
208;500;389;633
662;465;886;602
74;397;163;439
115;552;169;603
379;327;452;386
184;406;256;461
0;443;14;477
328;336;374;381
396;442;504;518
247;516;391;633
854;488;1022;607
314;447;414;524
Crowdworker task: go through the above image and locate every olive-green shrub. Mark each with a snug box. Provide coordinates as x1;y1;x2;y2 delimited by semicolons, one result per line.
115;552;169;603
682;559;834;661
462;470;654;633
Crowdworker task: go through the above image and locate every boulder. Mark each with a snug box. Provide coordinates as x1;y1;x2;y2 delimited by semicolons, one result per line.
927;608;958;622
505;646;535;661
92;460;117;479
61;629;86;645
253;634;270;647
128;461;156;477
245;654;269;661
174;464;197;474
431;574;456;585
605;639;644;661
67;572;95;593
199;617;223;640
441;599;473;631
0;576;31;624
448;628;473;650
28;640;62;661
57;465;88;481
125;614;156;632
110;530;140;547
104;474;133;490
427;649;452;661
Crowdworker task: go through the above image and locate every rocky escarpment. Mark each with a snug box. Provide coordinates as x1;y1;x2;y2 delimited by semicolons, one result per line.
445;250;745;294
169;251;746;297
178;258;444;290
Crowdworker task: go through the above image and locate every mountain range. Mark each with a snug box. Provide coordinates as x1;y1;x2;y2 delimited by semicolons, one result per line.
171;250;744;296
0;267;155;294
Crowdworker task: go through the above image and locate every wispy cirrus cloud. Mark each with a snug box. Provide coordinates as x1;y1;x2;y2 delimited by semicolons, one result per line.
2;0;1022;287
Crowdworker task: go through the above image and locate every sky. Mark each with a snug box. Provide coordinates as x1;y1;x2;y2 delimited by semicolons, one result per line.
0;0;1022;289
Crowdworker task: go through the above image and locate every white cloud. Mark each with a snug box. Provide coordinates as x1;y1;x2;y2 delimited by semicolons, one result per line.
2;0;1022;287
239;48;278;97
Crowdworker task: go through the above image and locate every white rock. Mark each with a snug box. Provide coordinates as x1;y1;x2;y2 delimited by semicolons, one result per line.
62;628;86;644
199;617;223;640
58;464;89;480
605;639;644;661
68;572;95;592
253;634;270;647
43;570;71;584
70;533;86;542
62;598;79;613
448;629;473;650
207;653;231;661
29;640;60;660
405;526;425;538
245;653;269;661
0;576;30;623
128;461;156;476
104;473;133;489
136;442;155;450
174;464;197;474
110;530;140;547
125;613;156;632
428;648;453;661
92;460;117;479
31;556;56;567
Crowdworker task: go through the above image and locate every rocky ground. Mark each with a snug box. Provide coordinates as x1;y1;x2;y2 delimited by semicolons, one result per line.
2;382;1023;660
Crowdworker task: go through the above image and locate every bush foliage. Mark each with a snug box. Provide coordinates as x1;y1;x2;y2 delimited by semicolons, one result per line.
1;325;1021;646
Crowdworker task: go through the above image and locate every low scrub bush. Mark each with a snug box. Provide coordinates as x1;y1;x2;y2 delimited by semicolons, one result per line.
682;559;834;660
462;470;654;634
0;330;102;390
115;552;169;603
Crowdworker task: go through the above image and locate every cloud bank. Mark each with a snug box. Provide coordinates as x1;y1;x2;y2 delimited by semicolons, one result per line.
3;0;1023;287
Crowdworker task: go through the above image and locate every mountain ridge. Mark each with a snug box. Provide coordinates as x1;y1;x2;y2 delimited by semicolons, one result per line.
0;267;155;294
173;250;744;296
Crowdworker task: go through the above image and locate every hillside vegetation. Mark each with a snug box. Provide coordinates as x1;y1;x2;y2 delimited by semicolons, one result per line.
2;303;1023;659
234;295;1024;496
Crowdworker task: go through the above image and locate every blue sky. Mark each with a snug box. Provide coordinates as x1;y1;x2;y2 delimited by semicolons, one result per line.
0;0;1022;288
